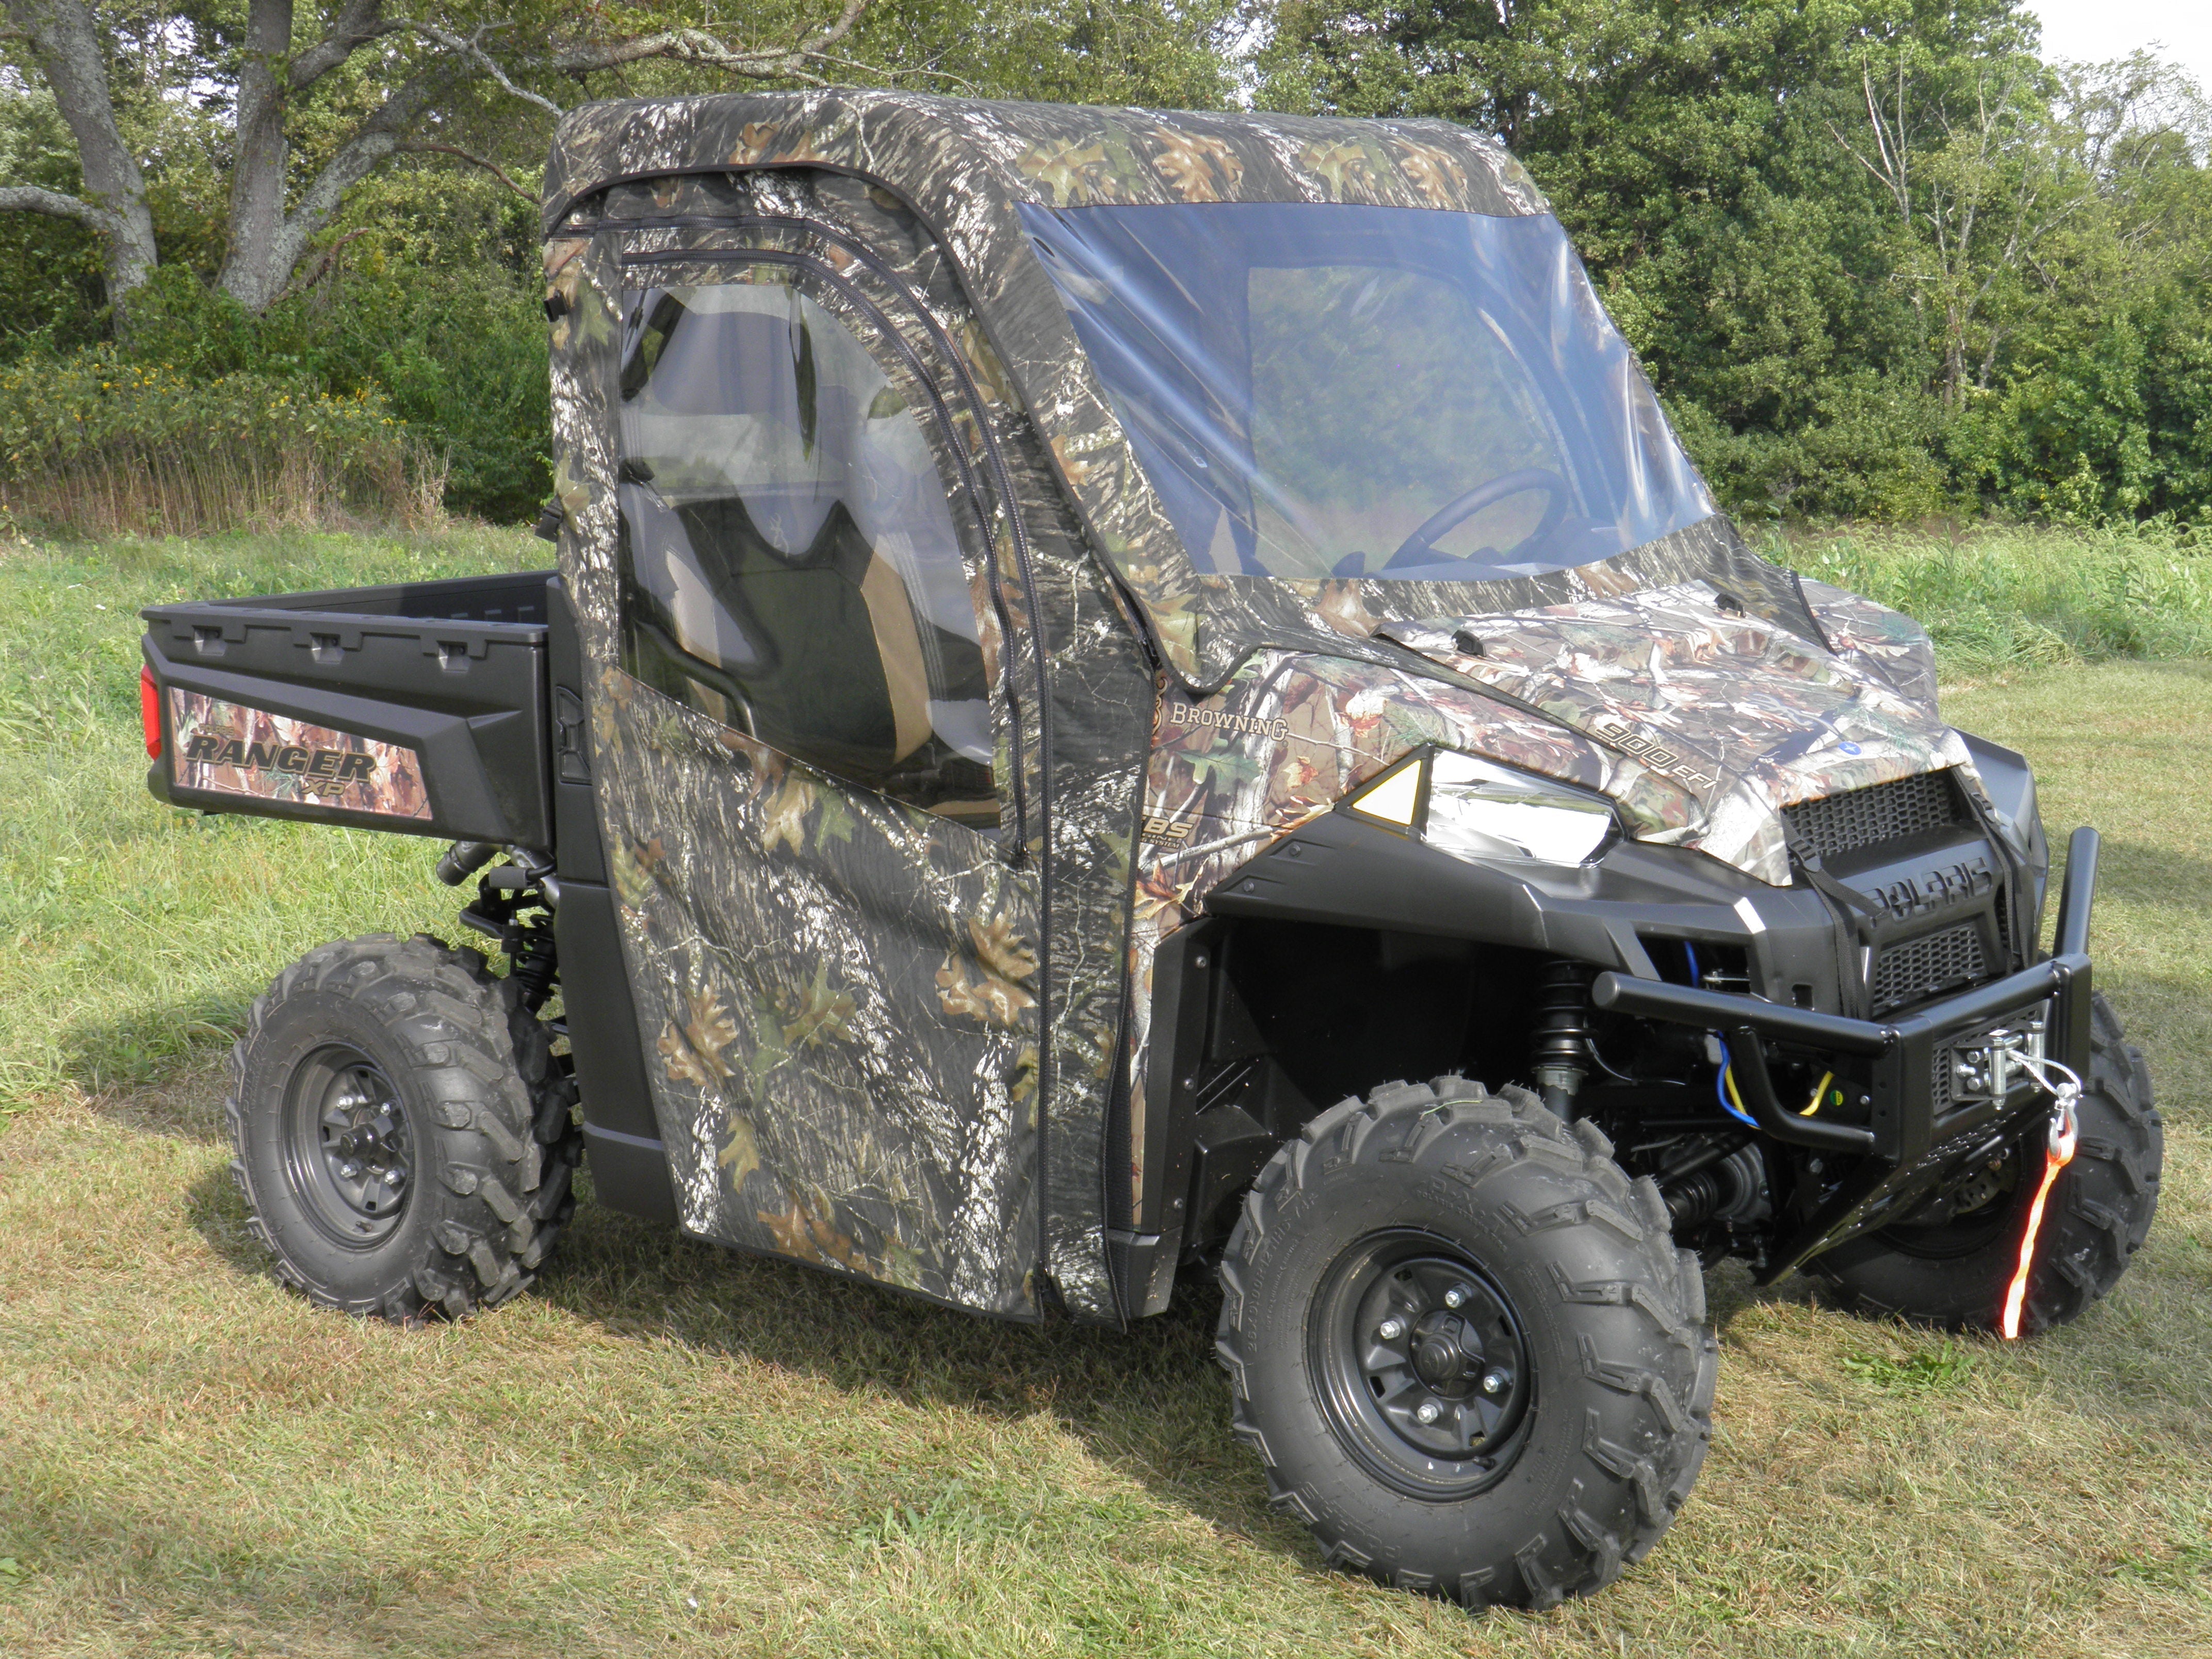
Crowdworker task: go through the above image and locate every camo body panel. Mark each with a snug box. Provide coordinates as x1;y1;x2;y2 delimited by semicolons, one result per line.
1382;582;1981;886
1798;577;1942;713
547;174;1150;1319
593;669;1040;1311
1118;650;1699;1208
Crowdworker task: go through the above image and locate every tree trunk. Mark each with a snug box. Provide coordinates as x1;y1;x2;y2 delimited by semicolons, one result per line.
4;0;159;326
217;0;298;314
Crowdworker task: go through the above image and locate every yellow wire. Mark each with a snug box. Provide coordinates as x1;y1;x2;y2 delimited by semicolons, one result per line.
1802;1070;1833;1117
1725;1068;1836;1121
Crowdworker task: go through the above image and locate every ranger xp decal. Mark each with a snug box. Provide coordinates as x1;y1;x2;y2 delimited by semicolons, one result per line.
167;689;431;819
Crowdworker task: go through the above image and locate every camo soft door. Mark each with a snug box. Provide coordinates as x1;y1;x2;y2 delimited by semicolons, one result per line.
552;188;1046;1316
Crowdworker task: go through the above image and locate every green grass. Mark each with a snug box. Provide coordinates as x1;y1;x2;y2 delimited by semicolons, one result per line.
1765;518;2212;675
2;525;2210;1655
0;524;545;1115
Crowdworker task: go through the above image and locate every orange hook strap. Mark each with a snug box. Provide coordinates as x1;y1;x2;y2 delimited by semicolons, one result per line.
1999;1095;2079;1340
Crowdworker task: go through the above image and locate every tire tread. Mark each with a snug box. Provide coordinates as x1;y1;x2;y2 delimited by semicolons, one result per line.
1215;1076;1713;1610
226;934;580;1324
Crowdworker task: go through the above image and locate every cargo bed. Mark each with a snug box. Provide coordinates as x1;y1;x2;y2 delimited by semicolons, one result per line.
141;571;557;848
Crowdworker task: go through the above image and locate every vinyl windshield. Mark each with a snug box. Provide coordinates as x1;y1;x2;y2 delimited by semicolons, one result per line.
1019;202;1715;584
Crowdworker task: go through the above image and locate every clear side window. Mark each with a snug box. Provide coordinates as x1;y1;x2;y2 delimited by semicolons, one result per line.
614;271;998;828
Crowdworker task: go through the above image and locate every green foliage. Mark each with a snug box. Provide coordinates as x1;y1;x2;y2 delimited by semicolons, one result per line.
1840;1341;1978;1395
0;2;1239;529
0;349;437;536
0;82;106;356
1766;518;2212;673
1253;2;2212;529
12;0;2207;532
857;0;1240;107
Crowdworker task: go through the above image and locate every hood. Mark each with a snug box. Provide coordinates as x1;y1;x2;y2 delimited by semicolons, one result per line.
1378;581;1979;885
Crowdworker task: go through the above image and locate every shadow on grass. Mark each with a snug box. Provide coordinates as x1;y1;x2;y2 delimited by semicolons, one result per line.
159;961;2196;1577
180;1157;1316;1567
52;998;249;1146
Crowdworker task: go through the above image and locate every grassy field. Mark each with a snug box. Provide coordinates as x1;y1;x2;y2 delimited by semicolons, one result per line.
2;525;2209;1656
1764;518;2212;675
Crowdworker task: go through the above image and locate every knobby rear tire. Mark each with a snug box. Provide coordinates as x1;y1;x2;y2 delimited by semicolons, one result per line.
227;933;582;1322
1215;1077;1718;1611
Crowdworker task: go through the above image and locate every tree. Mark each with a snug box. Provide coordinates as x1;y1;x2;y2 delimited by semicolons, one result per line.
0;0;156;317
1245;0;2049;517
1834;40;2085;406
0;0;875;324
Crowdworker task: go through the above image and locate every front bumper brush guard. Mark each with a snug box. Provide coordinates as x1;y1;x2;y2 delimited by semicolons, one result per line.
1589;828;2102;1277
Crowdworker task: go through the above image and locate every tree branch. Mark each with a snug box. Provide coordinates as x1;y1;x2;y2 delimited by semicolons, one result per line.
290;0;395;93
398;139;533;199
281;224;371;299
267;63;458;284
528;0;873;85
0;181;119;234
805;48;977;95
395;19;563;114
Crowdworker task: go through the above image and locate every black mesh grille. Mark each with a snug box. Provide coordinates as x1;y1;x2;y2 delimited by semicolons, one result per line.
1783;770;1969;863
1871;923;1988;1016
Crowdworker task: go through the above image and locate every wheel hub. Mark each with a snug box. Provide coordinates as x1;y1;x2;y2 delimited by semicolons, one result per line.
1309;1233;1534;1500
1409;1309;1489;1396
282;1044;413;1246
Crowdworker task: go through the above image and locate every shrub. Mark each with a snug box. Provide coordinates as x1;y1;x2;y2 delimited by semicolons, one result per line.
0;352;444;537
116;263;550;526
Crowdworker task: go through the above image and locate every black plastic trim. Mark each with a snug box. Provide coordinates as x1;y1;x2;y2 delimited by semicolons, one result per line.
1592;826;2102;1276
141;575;554;848
555;879;677;1225
545;578;605;884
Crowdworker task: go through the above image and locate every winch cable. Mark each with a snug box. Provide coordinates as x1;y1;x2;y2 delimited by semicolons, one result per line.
1999;1054;2086;1340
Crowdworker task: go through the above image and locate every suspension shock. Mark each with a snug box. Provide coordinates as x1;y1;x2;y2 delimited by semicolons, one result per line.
1528;959;1593;1119
451;845;562;1014
506;923;559;1012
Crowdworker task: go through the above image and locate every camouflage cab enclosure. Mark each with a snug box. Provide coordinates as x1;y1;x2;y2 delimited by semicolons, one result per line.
537;86;2112;1341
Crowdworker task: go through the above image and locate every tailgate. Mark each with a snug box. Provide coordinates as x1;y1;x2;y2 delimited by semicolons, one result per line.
140;571;555;848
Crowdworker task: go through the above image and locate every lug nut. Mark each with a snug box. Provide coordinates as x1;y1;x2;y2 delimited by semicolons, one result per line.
1415;1400;1442;1424
1482;1370;1508;1396
383;1169;404;1188
338;1161;361;1179
1377;1316;1406;1341
1444;1284;1470;1309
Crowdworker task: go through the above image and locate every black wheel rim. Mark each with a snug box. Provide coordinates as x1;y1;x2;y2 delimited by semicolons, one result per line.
1306;1229;1534;1502
281;1043;413;1248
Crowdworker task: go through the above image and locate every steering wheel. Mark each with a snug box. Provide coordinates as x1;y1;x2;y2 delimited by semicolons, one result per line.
1384;468;1572;572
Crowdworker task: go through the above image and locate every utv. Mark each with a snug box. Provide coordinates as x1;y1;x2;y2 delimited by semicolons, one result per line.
137;93;2160;1609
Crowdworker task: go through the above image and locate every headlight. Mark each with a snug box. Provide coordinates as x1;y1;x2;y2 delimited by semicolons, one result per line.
1350;749;1618;867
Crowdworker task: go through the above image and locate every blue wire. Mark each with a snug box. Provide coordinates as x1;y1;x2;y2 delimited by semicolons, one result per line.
1686;943;1761;1129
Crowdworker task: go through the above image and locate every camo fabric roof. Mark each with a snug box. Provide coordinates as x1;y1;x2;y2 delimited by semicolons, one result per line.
545;89;1571;689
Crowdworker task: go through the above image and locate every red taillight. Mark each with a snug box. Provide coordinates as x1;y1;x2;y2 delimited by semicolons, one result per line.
139;665;162;759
